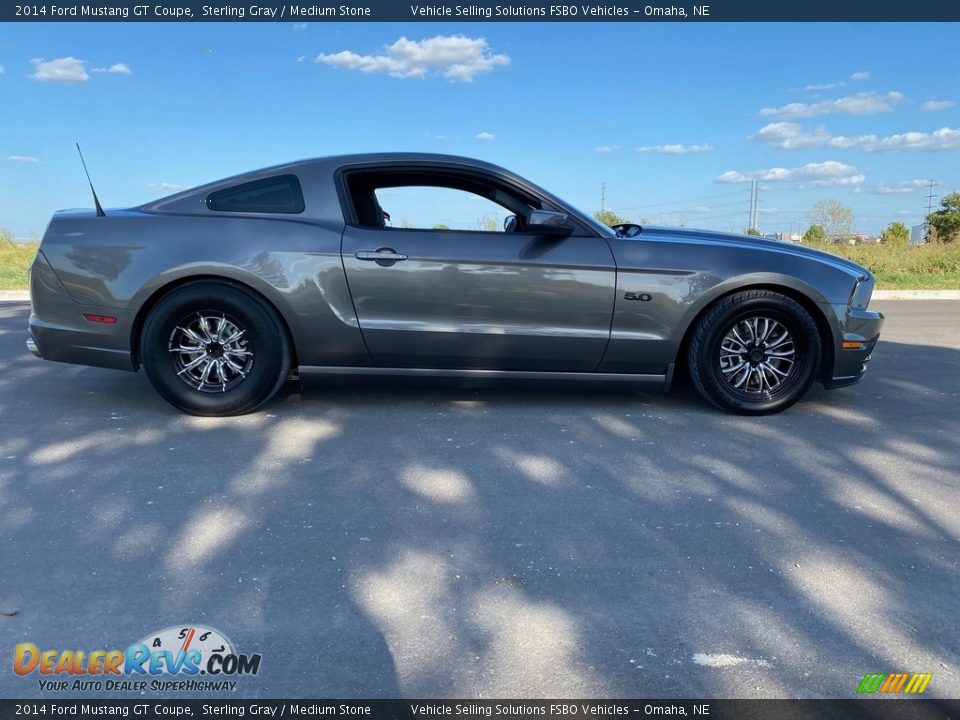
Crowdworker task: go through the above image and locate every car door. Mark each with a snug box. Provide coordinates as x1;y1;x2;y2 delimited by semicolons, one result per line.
339;176;616;372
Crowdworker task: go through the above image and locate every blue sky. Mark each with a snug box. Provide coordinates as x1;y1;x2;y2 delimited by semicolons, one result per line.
1;22;958;237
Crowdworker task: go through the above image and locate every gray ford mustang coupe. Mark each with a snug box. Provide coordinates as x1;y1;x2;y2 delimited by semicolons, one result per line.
27;153;883;416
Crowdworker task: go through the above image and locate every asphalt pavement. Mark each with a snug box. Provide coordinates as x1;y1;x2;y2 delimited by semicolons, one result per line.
0;300;958;699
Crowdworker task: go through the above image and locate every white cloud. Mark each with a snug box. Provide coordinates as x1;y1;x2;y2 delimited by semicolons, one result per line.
293;22;307;29
92;63;132;75
751;122;830;149
803;175;866;188
693;206;710;213
750;122;876;150
30;56;89;83
873;127;960;151
804;81;845;91
0;65;5;75
851;70;870;80
296;55;306;63
595;145;621;153
475;131;495;141
6;155;40;164
716;160;864;187
635;143;713;154
147;182;187;191
870;179;930;194
316;35;509;82
751;122;960;152
921;99;955;112
759;91;903;118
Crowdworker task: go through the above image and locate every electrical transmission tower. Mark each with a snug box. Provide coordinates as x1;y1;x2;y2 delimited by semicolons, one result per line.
747;180;759;232
924;180;938;241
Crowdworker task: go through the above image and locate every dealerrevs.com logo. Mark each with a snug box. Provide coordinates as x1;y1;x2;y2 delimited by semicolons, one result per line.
14;625;261;693
856;672;933;695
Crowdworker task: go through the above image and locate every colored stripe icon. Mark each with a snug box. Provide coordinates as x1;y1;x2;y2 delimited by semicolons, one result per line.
857;672;933;694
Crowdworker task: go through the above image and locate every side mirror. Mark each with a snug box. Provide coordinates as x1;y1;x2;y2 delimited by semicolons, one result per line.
612;223;643;238
504;215;519;233
526;209;573;237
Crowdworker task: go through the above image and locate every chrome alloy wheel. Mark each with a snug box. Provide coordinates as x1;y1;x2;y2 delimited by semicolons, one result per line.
169;313;254;393
718;316;797;395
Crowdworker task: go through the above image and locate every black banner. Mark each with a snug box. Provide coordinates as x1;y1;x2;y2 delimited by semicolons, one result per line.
2;700;960;720
3;0;960;22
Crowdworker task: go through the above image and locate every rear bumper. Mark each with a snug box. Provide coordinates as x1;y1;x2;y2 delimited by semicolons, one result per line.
824;307;884;390
28;312;135;371
27;250;136;372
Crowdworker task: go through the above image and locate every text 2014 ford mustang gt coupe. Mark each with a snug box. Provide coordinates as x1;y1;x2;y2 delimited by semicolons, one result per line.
27;153;883;416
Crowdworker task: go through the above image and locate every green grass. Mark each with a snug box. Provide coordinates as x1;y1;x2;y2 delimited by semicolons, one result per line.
1;228;958;291
0;231;39;290
806;241;960;289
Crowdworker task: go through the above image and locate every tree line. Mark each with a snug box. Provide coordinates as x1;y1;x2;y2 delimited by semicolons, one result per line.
593;190;960;245
802;191;960;245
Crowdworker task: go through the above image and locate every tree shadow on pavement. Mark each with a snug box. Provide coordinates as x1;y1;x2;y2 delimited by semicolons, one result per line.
1;301;958;699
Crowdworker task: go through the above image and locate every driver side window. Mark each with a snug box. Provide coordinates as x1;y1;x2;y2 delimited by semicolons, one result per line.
344;169;540;233
375;186;512;232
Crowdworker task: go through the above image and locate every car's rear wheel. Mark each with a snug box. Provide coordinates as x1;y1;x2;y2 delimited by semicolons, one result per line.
141;282;291;416
687;290;821;415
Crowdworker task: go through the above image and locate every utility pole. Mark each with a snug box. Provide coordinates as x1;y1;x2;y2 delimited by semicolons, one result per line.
600;182;607;213
747;180;759;232
924;180;938;241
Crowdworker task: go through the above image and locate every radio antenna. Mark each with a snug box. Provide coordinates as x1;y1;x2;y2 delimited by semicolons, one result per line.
75;143;105;217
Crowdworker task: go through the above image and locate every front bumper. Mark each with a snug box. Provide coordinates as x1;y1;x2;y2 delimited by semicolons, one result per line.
824;307;884;389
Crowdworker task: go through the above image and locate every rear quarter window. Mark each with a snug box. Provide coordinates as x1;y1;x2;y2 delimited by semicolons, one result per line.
206;174;305;214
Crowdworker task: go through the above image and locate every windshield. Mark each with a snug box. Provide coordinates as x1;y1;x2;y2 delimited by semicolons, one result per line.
521;179;618;238
570;203;618;237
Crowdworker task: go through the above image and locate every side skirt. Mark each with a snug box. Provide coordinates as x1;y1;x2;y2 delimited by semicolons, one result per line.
298;365;669;391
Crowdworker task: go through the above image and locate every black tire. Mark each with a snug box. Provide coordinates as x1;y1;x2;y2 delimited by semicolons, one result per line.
687;290;821;415
140;282;292;416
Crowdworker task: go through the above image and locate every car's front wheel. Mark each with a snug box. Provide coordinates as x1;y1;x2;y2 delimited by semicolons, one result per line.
687;290;821;415
140;282;291;416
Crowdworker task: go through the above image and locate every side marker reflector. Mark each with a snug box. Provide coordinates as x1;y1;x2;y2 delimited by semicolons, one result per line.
842;341;863;350
82;313;118;325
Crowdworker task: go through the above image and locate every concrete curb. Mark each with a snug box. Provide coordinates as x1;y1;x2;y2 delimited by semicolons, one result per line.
873;290;960;300
2;289;958;303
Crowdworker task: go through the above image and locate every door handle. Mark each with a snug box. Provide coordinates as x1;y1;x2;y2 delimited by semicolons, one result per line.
355;248;408;266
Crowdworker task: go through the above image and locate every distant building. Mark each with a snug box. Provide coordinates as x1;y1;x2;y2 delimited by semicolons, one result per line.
827;233;859;244
765;232;801;243
850;231;879;244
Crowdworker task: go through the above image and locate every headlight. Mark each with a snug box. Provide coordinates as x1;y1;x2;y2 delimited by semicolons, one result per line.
848;275;873;310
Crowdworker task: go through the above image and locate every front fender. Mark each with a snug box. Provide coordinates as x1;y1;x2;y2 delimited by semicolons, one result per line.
673;271;835;343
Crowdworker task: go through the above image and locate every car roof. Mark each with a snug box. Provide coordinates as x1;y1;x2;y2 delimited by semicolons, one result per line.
136;153;526;219
217;153;513;184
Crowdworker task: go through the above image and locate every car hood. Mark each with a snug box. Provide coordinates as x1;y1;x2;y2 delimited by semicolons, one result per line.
636;225;870;279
